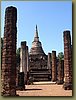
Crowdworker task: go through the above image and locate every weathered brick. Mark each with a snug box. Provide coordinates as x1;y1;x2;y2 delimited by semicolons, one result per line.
1;6;17;96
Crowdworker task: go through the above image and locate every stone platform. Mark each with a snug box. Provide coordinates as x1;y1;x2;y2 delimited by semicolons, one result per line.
33;81;56;85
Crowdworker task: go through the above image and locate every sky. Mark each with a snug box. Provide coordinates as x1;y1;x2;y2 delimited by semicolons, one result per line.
1;1;72;56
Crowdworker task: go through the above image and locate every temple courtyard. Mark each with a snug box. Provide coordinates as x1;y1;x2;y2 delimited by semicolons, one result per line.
16;82;72;96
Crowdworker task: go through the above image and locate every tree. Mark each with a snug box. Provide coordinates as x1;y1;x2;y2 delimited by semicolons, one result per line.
58;52;64;60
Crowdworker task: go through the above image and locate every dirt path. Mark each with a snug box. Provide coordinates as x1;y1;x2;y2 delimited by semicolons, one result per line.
16;84;72;96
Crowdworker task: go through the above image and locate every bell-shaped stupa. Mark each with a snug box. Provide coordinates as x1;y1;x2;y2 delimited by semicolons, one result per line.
30;25;45;55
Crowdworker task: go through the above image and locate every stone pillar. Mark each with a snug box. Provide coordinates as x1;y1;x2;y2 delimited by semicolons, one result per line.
1;38;3;70
20;41;27;84
1;6;17;96
52;51;57;81
25;46;29;84
18;72;25;90
26;46;29;72
20;41;26;72
63;30;72;90
16;48;20;87
47;53;52;80
57;60;64;84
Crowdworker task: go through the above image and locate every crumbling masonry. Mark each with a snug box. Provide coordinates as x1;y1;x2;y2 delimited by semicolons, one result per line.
52;51;57;82
1;6;17;96
63;31;72;90
47;53;52;78
1;6;72;97
57;60;64;84
19;41;28;85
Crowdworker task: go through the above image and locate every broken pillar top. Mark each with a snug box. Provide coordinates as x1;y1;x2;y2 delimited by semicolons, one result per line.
52;51;56;53
52;51;56;57
63;30;71;46
48;52;51;55
21;41;26;47
6;6;17;12
5;6;17;16
63;30;71;38
26;46;28;50
5;6;17;25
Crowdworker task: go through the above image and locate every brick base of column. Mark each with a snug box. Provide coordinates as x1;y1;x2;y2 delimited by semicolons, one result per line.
56;80;64;85
63;83;72;90
16;72;25;90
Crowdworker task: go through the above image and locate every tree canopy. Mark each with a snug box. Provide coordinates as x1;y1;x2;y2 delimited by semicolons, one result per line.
58;52;64;60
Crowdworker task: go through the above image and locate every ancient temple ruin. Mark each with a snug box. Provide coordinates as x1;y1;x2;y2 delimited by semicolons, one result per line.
1;6;72;97
19;25;72;88
19;25;52;82
28;25;51;82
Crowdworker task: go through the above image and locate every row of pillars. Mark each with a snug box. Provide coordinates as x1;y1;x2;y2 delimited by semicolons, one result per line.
17;33;72;89
47;51;64;84
17;41;29;89
1;6;72;96
47;31;72;90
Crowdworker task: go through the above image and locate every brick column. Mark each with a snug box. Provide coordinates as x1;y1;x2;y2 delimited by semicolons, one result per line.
57;60;64;84
18;72;25;90
52;51;57;81
20;41;26;73
63;30;72;90
25;46;29;84
19;43;29;86
20;41;28;85
26;46;29;72
1;6;17;96
47;53;52;80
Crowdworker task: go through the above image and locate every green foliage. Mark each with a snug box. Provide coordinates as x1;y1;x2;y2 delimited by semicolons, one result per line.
58;52;64;61
16;48;20;56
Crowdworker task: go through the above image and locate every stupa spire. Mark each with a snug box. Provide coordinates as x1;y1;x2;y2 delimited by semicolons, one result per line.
30;25;45;55
34;25;39;41
36;24;38;36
